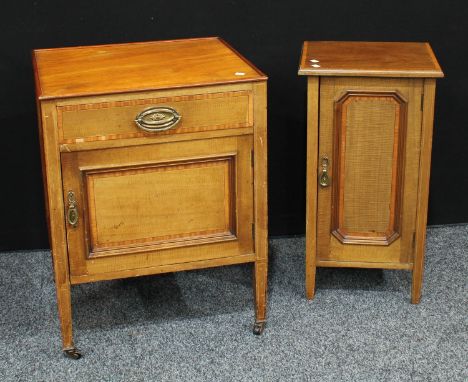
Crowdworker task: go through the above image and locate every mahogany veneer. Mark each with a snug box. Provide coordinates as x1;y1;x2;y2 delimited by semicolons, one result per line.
34;37;268;358
299;41;443;302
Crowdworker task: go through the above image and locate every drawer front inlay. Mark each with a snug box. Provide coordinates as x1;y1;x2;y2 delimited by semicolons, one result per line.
58;90;253;144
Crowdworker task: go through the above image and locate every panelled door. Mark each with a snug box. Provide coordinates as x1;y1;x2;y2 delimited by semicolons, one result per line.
317;77;424;267
61;135;254;278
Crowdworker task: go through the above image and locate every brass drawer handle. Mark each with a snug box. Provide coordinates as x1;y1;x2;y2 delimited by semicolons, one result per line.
319;156;330;187
67;191;78;228
135;107;181;132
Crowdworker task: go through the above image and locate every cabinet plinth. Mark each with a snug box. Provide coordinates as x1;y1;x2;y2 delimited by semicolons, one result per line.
299;41;443;302
34;37;268;356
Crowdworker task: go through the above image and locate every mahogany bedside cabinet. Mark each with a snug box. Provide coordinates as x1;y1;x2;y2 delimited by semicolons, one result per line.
298;41;443;302
33;37;268;358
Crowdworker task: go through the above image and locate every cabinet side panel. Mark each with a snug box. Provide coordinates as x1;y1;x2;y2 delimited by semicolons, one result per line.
252;82;268;261
305;76;320;299
412;78;437;303
39;101;74;348
36;100;51;240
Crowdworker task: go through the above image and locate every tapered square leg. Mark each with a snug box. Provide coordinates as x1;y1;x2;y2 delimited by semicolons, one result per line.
253;260;267;334
411;229;427;305
305;248;317;300
411;270;423;304
55;281;81;359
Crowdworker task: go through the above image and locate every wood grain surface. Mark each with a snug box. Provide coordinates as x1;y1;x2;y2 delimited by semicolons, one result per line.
299;41;444;78
35;38;268;350
33;37;266;99
411;79;437;304
332;91;407;245
252;81;268;324
305;76;319;299
61;135;254;276
316;77;423;266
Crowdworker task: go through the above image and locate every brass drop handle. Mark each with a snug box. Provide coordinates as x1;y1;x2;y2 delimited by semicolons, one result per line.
135;106;181;132
67;191;78;228
319;156;330;187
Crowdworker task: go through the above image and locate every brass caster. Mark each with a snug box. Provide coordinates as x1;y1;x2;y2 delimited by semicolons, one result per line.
253;321;266;335
63;348;82;360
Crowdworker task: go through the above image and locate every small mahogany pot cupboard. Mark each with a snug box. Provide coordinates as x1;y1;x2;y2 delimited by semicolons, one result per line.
33;37;268;358
298;41;443;302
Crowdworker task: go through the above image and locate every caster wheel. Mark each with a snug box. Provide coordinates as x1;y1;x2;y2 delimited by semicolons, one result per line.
253;321;266;335
64;348;82;360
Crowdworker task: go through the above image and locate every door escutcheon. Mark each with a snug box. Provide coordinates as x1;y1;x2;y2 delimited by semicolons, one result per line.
67;191;78;228
319;156;330;187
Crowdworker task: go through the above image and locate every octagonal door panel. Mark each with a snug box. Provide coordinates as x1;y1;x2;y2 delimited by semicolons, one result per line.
316;77;424;266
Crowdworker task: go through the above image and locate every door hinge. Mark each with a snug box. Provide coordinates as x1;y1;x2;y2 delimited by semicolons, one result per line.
412;232;416;250
251;150;254;167
252;222;255;240
420;93;424;111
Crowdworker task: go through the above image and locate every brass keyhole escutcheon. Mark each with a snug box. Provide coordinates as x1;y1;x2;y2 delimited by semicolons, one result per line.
67;191;79;228
319;156;330;187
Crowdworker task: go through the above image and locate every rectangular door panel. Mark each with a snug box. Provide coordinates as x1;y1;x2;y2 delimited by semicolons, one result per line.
85;156;235;254
317;77;423;265
62;135;253;277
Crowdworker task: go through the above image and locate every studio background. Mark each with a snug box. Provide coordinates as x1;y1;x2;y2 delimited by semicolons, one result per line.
1;0;466;250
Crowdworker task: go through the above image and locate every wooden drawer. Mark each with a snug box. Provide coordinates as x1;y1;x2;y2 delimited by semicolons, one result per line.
57;86;253;144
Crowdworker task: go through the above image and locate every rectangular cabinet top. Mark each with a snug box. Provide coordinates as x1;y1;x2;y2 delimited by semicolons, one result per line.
299;41;443;78
33;37;266;99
